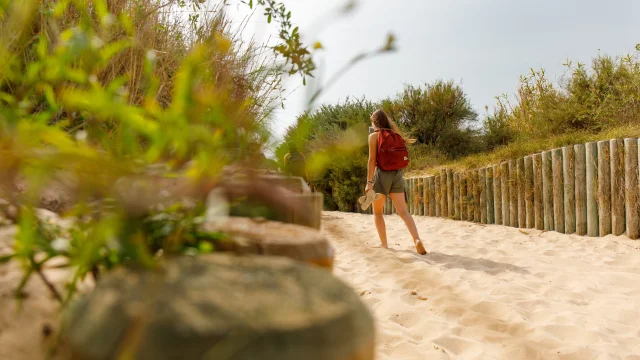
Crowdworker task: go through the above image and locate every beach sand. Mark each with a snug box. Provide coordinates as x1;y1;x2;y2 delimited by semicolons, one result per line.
322;211;640;360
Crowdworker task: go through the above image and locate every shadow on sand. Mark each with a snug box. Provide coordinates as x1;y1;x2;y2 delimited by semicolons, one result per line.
389;249;530;275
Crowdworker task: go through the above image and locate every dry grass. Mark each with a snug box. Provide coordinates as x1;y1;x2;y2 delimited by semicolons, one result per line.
406;124;640;177
4;0;282;132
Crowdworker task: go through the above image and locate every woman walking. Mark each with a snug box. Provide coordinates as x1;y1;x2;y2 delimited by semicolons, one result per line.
365;109;427;255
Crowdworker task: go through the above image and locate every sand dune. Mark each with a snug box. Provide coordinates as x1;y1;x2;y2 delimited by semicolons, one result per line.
322;211;640;360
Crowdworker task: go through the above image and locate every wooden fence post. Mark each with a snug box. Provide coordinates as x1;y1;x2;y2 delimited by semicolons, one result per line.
486;166;495;224
435;175;441;217
410;178;416;215
479;168;487;223
429;176;436;217
533;154;544;230
493;164;502;225
424;177;431;216
610;139;625;236
474;169;482;222
552;149;565;233
542;151;554;231
460;172;468;221
453;173;460;220
467;171;474;221
586;142;599;237
562;146;576;234
524;156;534;228
501;162;509;226
597;140;612;236
418;177;425;216
517;158;526;228
447;169;454;218
575;144;587;236
624;138;639;239
509;160;518;227
440;169;448;217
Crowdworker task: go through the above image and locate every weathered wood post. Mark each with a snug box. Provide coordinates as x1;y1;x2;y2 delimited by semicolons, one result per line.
597;140;612;236
562;146;576;234
517;158;526;228
479;167;487;224
474;169;482;222
542;151;554;231
574;144;588;236
610;139;625;236
586;142;599;237
440;169;448;217
460;172;468;221
501;162;509;226
533;154;544;230
406;178;415;215
486;166;495;224
552;149;565;233
429;176;436;217
435;174;441;217
467;171;474;221
524;156;534;228
424;177;431;216
509;160;518;227
624;138;639;239
453;173;460;220
447;169;454;218
493;164;502;225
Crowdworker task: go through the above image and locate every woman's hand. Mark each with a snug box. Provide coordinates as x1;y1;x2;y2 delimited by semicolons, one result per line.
365;182;372;193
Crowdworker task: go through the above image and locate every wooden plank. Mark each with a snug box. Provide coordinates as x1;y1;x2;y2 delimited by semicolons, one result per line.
467;171;474;221
509;160;518;227
624;138;639;239
424;177;431;216
493;165;502;225
533;154;544;230
435;175;441;217
597;140;612;236
460;172;468;221
418;177;424;216
440;169;448;217
479;168;487;224
429;176;436;216
586;142;599;237
552;149;565;233
574;144;587;235
501;162;509;226
517;158;526;228
542;151;554;231
453;173;460;220
486;166;495;224
610;139;625;236
524;156;534;228
474;169;482;222
562;146;576;234
447;169;454;218
406;178;414;215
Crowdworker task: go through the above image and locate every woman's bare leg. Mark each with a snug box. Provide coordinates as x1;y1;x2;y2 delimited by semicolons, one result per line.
372;195;388;248
389;192;427;254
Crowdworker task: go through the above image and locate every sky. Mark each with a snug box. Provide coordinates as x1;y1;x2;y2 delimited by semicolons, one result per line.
218;0;640;150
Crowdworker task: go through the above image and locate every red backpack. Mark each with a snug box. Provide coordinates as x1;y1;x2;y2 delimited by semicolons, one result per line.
376;129;409;171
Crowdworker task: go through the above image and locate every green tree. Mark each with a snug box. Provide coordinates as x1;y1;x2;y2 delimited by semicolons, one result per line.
385;80;479;157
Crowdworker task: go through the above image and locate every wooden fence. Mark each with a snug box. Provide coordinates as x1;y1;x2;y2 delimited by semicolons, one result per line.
356;138;640;240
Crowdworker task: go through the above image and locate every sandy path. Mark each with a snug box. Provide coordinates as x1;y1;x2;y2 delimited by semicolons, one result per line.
322;211;640;360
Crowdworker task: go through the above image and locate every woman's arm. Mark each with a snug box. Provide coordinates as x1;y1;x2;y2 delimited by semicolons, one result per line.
365;133;377;191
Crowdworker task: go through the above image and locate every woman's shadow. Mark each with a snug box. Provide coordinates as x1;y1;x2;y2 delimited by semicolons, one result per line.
389;248;530;275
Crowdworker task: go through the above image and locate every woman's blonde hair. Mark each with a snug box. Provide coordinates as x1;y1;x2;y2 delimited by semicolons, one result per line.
370;109;416;144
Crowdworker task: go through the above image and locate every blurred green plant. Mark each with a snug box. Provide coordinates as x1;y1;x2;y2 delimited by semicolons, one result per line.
0;0;328;305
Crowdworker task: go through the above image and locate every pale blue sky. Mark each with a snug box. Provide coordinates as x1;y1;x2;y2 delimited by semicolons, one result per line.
221;0;639;145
